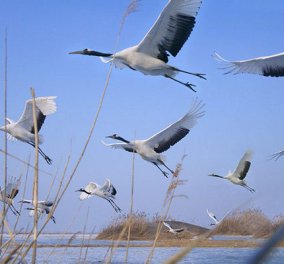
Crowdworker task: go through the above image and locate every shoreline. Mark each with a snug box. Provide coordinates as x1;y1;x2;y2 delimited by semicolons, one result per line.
11;239;284;248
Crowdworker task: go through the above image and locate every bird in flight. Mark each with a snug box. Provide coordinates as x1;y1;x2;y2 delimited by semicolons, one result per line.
76;179;121;213
163;221;184;235
20;199;56;223
213;51;284;77
0;96;57;165
206;209;220;226
69;0;206;91
0;177;21;216
209;151;255;193
102;99;204;177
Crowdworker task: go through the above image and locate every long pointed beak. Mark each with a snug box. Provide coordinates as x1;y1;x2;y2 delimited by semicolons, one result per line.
69;50;84;55
75;189;81;192
106;135;113;139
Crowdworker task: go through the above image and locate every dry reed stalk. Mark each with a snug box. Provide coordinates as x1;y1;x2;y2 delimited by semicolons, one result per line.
14;155;71;262
2;164;29;261
0;149;54;177
78;207;89;263
124;146;136;263
18;47;113;257
145;155;187;264
1;28;8;248
31;88;39;264
163;199;256;263
44;208;82;262
82;228;96;263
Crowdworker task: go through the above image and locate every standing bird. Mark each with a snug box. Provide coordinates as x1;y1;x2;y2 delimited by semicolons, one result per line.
269;149;284;161
0;177;20;216
209;151;255;193
76;179;121;213
213;52;284;77
69;0;206;91
0;96;57;165
206;209;220;226
102;100;204;177
163;221;184;235
20;199;56;223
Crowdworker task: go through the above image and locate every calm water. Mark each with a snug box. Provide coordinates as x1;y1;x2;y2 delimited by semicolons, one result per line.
2;234;283;263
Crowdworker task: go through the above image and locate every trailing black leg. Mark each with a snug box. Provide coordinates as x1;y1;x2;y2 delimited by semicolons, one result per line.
174;68;207;80
152;162;168;178
164;74;196;92
28;142;52;165
159;160;174;174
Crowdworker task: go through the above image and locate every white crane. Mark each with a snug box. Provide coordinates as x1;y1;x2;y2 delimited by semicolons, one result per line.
102;100;204;177
20;199;56;223
269;149;284;161
206;208;233;226
209;151;255;193
0;96;57;165
206;209;220;226
69;0;206;91
76;179;121;213
0;177;20;216
163;221;184;235
213;51;284;77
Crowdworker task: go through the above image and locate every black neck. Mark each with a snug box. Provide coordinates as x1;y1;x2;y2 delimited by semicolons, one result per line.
116;136;130;144
78;188;91;195
86;50;112;57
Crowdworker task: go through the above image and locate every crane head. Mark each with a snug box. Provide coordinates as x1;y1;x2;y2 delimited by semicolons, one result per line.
69;48;112;57
208;173;224;178
106;134;119;139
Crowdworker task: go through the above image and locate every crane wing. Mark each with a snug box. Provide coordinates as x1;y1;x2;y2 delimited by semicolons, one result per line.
145;99;204;153
206;209;219;224
38;201;54;207
20;199;32;204
101;179;117;196
101;140;135;153
137;0;202;62
17;96;57;133
163;221;172;230
234;151;252;180
80;182;97;200
214;52;284;77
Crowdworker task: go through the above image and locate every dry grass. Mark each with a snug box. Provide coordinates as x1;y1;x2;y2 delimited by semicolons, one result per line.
213;209;274;238
97;211;149;240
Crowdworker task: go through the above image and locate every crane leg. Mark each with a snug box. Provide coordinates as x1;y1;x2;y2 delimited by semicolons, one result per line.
159;160;174;175
152;162;168;177
28;142;52;165
109;199;122;213
174;68;207;80
241;183;255;193
164;74;196;92
106;198;121;213
10;203;20;216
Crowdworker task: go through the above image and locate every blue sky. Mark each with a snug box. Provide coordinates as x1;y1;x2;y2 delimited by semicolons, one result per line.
0;0;284;233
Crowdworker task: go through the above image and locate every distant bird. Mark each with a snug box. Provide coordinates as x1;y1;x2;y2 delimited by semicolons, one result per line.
0;177;20;216
206;209;220;226
269;149;284;161
76;179;121;213
102;100;204;177
213;52;284;77
209;151;255;193
206;208;233;227
20;199;56;223
163;221;184;235
0;96;57;165
69;0;206;91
